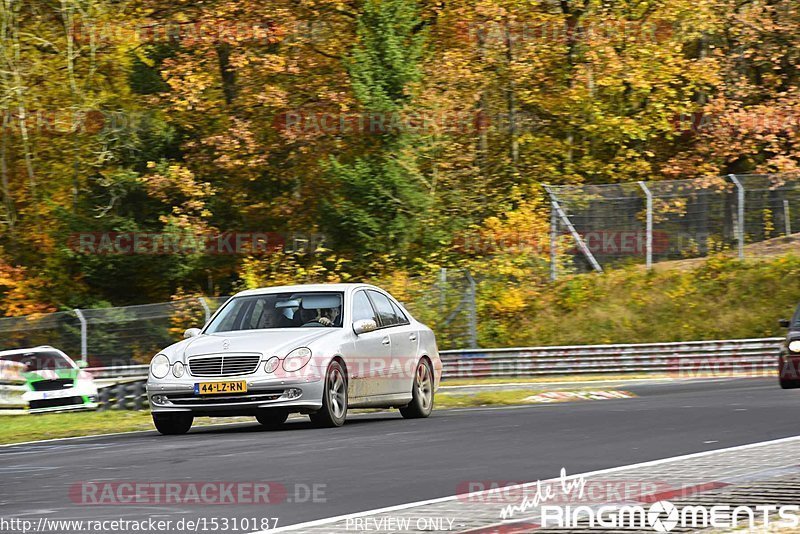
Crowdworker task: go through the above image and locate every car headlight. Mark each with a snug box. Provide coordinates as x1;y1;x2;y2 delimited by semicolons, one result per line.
283;348;312;372
264;357;280;373
150;354;170;379
789;341;800;354
173;361;185;378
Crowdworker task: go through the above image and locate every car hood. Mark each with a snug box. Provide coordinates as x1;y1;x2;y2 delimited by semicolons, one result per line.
180;329;341;360
24;368;80;383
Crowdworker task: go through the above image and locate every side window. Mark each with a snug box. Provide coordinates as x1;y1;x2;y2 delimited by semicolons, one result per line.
352;291;378;323
368;291;399;327
390;300;409;325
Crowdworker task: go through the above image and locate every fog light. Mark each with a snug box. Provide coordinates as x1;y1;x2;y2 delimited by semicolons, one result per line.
285;388;302;399
151;395;168;405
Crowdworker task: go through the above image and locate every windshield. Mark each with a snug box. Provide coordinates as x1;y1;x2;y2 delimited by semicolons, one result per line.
1;351;74;372
205;292;344;333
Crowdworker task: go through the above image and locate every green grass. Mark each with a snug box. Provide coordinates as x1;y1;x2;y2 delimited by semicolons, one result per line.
0;383;643;445
0;410;156;445
0;411;257;445
480;253;800;347
441;374;678;386
435;390;544;408
0;395;542;445
434;387;639;408
0;387;608;445
441;371;773;387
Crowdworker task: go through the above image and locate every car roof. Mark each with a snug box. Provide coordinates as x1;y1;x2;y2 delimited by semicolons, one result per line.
0;346;66;358
234;283;383;298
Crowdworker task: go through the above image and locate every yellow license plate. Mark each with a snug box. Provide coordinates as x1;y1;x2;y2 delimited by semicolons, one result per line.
194;381;247;395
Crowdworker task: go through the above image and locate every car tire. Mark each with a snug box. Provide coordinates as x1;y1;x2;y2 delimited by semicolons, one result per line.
779;357;800;389
152;413;193;435
400;359;434;419
309;360;347;428
256;410;289;429
779;378;800;389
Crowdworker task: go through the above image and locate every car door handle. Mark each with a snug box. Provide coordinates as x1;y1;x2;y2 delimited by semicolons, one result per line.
409;334;417;341
381;337;390;345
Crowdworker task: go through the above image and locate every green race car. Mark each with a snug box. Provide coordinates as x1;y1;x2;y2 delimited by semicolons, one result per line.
0;346;99;413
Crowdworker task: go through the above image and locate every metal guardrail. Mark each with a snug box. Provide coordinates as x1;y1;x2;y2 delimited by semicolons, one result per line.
85;336;783;384
87;365;149;379
439;337;784;378
1;337;777;412
97;380;148;411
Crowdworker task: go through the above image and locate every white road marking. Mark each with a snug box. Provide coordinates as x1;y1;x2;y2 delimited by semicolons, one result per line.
259;434;800;533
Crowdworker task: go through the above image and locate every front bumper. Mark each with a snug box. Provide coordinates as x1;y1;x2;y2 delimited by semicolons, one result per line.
780;351;800;378
147;373;324;416
23;383;99;414
28;400;99;414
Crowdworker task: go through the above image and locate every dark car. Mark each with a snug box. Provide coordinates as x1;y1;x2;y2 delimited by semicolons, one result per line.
779;305;800;389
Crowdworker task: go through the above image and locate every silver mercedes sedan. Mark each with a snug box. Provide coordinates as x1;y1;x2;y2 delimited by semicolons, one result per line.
146;284;442;435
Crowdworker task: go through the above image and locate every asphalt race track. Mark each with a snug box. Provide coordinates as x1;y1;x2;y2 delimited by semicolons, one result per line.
1;377;798;531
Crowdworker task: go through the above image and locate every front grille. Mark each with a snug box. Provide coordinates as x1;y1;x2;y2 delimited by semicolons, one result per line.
188;354;261;377
30;379;74;392
29;396;84;410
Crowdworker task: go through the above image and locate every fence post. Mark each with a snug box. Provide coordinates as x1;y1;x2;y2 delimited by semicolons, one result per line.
465;270;478;349
550;202;558;280
73;309;88;365
197;297;211;325
638;181;653;270
784;200;792;236
544;184;604;273
439;268;447;318
728;174;745;260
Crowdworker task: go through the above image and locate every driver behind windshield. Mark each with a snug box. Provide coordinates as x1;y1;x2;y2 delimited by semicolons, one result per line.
301;306;339;326
314;307;339;326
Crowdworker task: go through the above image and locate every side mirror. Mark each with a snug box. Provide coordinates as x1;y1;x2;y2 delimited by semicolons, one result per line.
780;319;792;328
184;328;202;339
76;360;88;369
353;319;377;335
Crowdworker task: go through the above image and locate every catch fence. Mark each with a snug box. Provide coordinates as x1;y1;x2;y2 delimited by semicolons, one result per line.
0;298;228;367
0;270;479;366
547;173;800;276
